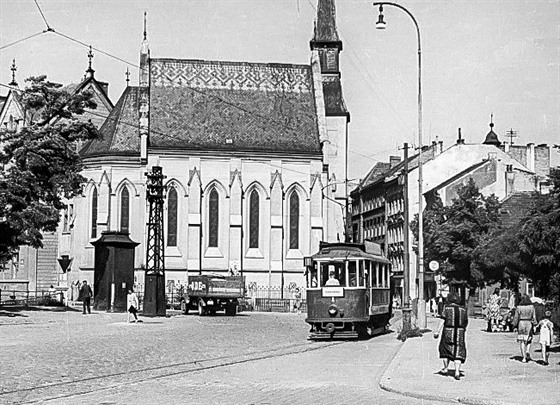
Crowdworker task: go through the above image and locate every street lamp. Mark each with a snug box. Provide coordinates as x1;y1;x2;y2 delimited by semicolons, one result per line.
373;2;426;329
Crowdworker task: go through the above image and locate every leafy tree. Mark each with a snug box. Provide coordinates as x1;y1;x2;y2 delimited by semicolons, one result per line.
411;178;501;289
0;76;98;262
515;168;560;301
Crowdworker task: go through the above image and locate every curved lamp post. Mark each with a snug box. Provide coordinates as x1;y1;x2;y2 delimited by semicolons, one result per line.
373;2;426;329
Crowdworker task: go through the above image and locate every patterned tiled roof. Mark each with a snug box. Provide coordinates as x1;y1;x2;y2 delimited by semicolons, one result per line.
80;86;141;157
149;59;321;154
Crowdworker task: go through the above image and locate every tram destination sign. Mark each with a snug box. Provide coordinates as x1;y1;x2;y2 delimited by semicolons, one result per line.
322;286;344;298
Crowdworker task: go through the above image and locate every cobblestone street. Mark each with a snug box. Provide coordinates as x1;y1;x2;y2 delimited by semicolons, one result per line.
1;307;441;404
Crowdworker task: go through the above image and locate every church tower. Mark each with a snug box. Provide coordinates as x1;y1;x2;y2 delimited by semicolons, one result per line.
311;0;350;242
139;11;150;163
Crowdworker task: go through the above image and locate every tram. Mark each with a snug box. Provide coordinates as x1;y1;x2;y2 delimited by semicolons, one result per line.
303;241;392;340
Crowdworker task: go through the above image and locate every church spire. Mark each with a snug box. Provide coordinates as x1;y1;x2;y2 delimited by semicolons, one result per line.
139;11;150;87
8;58;18;87
310;0;342;51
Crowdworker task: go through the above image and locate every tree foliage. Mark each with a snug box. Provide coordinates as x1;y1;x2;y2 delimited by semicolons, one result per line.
515;168;560;300
0;76;98;261
411;178;501;289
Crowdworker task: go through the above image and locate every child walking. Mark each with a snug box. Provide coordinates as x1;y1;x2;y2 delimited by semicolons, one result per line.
127;288;140;323
536;310;554;365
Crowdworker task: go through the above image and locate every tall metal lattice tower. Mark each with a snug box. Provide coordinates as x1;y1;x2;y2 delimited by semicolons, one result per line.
144;165;166;316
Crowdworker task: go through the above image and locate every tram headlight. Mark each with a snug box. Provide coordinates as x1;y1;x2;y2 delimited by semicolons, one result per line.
328;304;338;317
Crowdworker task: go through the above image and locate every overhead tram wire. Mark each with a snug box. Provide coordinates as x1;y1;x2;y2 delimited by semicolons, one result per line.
33;0;53;32
0;31;49;51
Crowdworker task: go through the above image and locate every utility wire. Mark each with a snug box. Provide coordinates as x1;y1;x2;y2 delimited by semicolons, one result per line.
33;0;53;31
53;31;139;68
0;31;48;51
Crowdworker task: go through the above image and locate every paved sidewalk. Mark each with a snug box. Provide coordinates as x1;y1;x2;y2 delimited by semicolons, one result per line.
380;315;560;405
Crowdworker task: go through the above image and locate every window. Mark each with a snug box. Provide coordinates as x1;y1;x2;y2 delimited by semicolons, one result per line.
208;188;219;248
120;187;130;233
167;187;178;246
289;192;299;249
91;188;98;239
249;190;259;248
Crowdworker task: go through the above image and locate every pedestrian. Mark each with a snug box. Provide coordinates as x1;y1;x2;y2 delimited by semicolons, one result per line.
127;288;140;323
293;288;302;314
437;294;444;316
79;280;93;314
513;294;537;363
433;292;468;380
486;288;502;332
536;310;554;365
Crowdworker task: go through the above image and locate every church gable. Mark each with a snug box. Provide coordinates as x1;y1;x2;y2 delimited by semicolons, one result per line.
80;86;141;157
148;59;321;155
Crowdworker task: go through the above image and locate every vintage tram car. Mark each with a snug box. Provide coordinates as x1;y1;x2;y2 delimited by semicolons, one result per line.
303;241;392;340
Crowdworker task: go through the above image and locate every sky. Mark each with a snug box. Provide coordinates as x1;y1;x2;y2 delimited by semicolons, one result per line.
1;0;559;179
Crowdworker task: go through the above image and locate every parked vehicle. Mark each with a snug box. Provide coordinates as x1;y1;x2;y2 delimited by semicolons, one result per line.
179;274;245;316
303;241;392;340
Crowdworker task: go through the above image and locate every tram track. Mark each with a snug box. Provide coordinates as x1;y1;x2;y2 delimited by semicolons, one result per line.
3;340;346;404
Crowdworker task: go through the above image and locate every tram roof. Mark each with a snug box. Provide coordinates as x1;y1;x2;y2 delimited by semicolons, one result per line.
311;243;390;264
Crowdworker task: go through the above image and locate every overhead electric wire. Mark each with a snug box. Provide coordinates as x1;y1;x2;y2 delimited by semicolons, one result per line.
33;0;53;31
53;31;139;68
0;31;48;51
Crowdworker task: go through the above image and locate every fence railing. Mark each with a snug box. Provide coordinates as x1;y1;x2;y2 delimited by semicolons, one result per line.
0;289;63;306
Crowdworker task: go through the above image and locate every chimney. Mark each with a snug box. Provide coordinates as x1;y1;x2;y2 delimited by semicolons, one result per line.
389;155;401;168
457;128;465;145
438;141;444;154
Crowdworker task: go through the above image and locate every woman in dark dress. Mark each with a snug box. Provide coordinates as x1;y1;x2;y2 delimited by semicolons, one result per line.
434;292;468;380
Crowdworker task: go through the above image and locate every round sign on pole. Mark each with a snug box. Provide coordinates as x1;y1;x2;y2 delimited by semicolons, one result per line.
429;260;439;271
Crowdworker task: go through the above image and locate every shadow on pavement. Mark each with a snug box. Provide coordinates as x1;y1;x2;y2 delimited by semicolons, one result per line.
0;305;81;314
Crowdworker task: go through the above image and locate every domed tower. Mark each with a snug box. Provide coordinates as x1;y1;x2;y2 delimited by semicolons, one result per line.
483;114;501;147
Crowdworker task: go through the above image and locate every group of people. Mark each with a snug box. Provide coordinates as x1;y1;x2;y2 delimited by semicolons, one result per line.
514;294;554;365
433;290;555;382
75;280;141;323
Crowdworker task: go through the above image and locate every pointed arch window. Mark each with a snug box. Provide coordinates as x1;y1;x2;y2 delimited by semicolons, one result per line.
289;192;299;249
208;189;219;248
167;187;178;247
120;187;130;233
91;187;98;239
249;190;259;248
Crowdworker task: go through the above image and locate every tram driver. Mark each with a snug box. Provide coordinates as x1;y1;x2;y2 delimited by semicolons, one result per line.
325;270;340;286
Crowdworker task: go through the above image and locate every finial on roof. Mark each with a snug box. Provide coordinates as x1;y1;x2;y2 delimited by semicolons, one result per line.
86;45;95;78
125;67;130;87
9;58;18;87
143;11;147;41
490;113;494;129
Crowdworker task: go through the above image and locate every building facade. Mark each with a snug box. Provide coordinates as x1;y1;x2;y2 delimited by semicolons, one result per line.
351;123;551;304
59;0;349;292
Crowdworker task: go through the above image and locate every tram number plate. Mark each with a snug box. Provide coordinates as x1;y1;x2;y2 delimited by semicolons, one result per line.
322;287;344;297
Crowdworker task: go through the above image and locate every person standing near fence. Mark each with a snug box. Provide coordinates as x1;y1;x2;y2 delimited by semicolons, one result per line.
79;280;93;315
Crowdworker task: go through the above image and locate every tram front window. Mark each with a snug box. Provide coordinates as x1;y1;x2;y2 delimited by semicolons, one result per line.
321;262;345;286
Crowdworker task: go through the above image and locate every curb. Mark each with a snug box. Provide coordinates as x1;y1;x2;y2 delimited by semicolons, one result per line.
378;324;528;405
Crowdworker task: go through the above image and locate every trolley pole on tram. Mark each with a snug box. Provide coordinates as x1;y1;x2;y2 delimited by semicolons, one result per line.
373;1;425;330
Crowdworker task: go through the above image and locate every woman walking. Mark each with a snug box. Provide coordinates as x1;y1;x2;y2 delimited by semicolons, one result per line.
514;294;537;362
486;288;502;332
434;292;468;380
